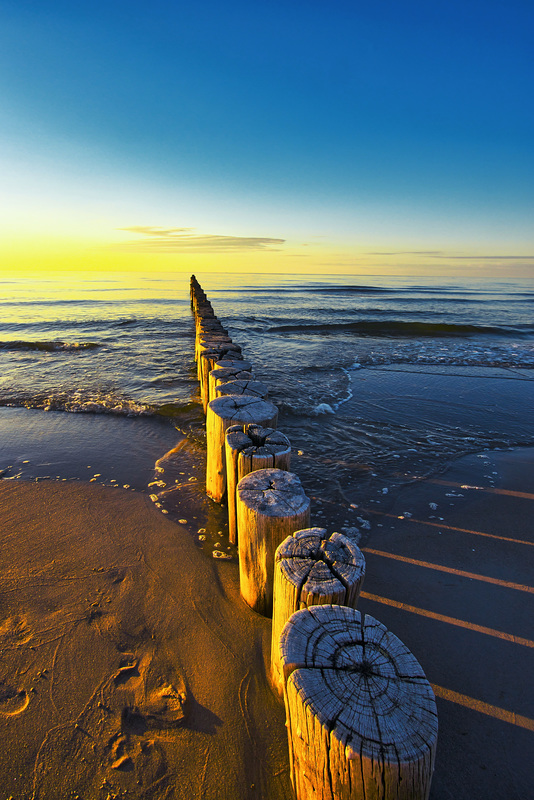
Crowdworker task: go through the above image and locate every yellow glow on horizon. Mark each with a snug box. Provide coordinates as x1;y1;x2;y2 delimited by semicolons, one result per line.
1;229;532;278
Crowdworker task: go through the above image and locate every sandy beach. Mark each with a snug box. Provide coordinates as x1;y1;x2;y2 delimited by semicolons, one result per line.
0;480;292;800
1;444;532;799
2;0;533;792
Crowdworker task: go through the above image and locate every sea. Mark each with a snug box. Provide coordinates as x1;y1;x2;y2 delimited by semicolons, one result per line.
1;270;533;541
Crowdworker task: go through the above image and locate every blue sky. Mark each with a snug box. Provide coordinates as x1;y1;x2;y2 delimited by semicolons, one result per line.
0;0;533;275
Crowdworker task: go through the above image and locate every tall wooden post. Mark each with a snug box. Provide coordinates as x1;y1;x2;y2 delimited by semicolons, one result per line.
271;527;365;694
236;468;310;615
206;396;278;502
209;367;255;404
225;425;291;545
280;605;438;800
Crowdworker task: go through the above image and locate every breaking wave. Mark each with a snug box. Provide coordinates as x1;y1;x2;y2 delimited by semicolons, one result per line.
0;390;151;416
0;340;102;352
0;391;201;419
268;320;532;337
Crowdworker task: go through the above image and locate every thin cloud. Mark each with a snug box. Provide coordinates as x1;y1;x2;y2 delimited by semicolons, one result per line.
366;251;445;256
367;250;534;260
117;226;285;252
431;254;534;260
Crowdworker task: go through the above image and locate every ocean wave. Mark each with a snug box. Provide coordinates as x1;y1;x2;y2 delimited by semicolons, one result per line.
303;285;390;294
268;320;531;337
0;391;203;419
348;343;534;370
0;340;102;352
0;390;152;416
0;299;109;307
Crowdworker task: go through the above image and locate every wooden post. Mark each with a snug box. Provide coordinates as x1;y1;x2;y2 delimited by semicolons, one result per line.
208;367;255;404
206;396;278;502
237;424;291;479
270;527;365;694
280;605;438;800
212;357;253;373
195;332;233;362
199;347;243;412
215;379;269;399
196;331;233;356
225;425;291;545
236;468;310;615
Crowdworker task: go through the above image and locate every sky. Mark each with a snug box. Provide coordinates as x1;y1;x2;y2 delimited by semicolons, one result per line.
0;0;533;277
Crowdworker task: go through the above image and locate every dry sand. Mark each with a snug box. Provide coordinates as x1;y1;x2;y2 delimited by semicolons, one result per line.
0;480;292;800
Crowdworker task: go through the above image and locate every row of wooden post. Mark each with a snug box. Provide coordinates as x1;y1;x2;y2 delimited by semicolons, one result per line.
189;276;437;800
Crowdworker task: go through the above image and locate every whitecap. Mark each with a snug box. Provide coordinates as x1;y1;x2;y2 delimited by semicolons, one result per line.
314;403;335;415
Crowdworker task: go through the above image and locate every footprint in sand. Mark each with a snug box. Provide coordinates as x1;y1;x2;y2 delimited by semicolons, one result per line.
142;678;188;728
0;683;29;716
113;655;141;687
115;652;189;729
0;614;32;646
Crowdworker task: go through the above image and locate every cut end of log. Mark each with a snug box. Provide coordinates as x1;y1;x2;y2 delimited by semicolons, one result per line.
280;605;437;766
271;528;365;695
237;468;309;519
236;469;311;615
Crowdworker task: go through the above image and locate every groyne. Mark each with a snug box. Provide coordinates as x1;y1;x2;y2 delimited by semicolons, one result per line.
190;275;438;800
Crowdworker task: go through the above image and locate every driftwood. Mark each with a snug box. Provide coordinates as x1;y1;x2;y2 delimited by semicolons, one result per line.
236;468;310;615
206;397;278;502
280;605;438;800
225;425;291;545
215;379;269;399
208;367;255;404
271;527;365;694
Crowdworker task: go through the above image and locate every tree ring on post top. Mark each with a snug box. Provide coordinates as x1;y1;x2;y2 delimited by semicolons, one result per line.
271;527;365;693
280;604;438;800
236;468;310;615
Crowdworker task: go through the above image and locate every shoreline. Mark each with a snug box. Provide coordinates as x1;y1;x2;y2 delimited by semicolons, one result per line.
0;446;532;797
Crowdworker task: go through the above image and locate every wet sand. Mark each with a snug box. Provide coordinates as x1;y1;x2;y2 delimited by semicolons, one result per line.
1;447;533;799
358;447;534;800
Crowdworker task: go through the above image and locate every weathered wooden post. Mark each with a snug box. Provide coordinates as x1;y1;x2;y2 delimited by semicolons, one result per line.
206;396;278;502
225;425;291;545
208;366;255;404
280;605;438;800
236;468;310;615
215;379;269;399
271;527;365;694
195;331;232;362
199;347;243;411
212;357;252;373
200;354;250;401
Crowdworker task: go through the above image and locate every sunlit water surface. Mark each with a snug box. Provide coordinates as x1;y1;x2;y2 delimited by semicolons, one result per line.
1;271;533;527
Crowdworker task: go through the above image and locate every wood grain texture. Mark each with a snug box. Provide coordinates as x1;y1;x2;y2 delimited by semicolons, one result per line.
206;397;279;502
216;379;269;399
271;528;365;694
209;367;255;404
199;348;243;410
212;358;253;373
236;468;310;615
225;426;291;545
280;605;438;800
